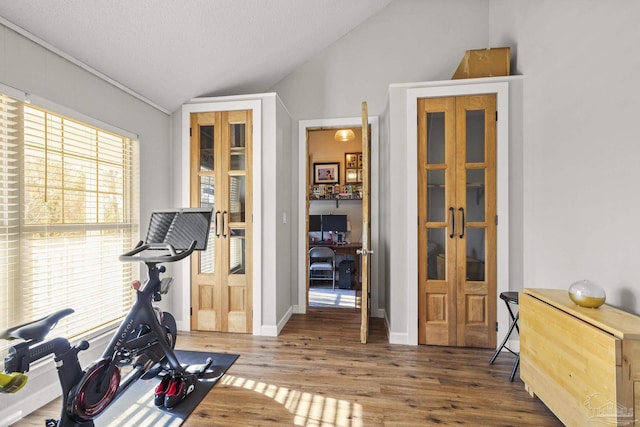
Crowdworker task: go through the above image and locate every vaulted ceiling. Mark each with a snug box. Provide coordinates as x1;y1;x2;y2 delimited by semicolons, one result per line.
0;0;393;113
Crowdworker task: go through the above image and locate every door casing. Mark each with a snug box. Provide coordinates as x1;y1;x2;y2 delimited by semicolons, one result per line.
296;117;380;316
180;99;262;334
406;81;510;347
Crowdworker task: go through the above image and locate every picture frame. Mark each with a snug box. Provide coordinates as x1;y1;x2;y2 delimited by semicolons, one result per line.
345;152;360;169
345;152;362;184
345;168;360;183
313;162;339;184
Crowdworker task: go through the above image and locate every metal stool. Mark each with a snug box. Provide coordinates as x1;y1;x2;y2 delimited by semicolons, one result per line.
489;291;519;381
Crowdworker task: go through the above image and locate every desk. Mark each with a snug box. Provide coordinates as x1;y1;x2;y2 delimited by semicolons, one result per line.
309;243;362;288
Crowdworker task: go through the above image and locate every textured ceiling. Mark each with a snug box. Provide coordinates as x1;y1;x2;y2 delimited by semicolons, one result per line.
0;0;392;113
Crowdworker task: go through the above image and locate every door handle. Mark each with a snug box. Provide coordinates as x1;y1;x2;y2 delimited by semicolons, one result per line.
215;210;221;238
222;210;227;238
449;207;455;238
458;207;465;239
356;248;374;256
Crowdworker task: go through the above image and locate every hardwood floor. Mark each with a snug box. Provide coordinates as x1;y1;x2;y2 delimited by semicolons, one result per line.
15;308;561;426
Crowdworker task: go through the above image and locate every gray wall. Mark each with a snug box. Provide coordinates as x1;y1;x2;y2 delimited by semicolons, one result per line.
0;24;172;226
271;0;491;324
5;0;638;347
490;0;640;314
275;96;296;323
274;0;640;335
272;0;490;120
0;21;172;423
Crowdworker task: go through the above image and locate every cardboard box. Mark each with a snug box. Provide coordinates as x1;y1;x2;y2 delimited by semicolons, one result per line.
452;47;510;79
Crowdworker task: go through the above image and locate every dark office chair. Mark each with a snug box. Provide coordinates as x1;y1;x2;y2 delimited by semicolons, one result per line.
308;247;336;290
489;291;520;381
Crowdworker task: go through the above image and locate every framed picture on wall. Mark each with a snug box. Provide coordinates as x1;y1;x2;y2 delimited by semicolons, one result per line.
313;162;339;184
345;152;360;168
345;168;360;183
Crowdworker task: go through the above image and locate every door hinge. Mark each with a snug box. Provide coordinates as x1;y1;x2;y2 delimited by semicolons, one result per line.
495;111;498;122
190;127;192;137
496;321;499;331
190;307;193;316
495;215;498;225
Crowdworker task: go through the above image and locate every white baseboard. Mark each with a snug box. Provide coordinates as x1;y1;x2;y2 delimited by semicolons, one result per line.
276;306;293;335
259;306;293;337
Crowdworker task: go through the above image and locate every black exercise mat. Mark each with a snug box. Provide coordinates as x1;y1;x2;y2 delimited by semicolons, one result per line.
94;350;238;427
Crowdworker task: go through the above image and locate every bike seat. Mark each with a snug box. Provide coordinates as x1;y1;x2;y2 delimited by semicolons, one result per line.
0;308;74;342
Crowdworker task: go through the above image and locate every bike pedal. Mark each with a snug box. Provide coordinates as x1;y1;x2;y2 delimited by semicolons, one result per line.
164;373;197;409
142;362;164;380
185;357;213;378
0;372;28;394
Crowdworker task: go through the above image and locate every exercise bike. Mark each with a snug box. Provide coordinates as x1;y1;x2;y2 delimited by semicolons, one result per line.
1;208;213;426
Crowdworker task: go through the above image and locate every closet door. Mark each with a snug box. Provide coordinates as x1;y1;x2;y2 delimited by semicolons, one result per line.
418;95;496;348
454;95;496;348
190;110;252;333
222;110;252;333
418;97;457;346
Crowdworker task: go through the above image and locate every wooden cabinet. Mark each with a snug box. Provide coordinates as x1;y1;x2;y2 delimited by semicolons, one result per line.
521;288;640;426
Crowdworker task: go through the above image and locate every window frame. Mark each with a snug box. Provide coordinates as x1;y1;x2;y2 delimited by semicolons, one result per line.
0;88;140;360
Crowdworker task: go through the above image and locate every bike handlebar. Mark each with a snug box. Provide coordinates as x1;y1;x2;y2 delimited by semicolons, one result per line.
119;240;198;264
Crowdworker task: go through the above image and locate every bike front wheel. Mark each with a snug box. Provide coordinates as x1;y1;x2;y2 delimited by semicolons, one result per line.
67;359;120;421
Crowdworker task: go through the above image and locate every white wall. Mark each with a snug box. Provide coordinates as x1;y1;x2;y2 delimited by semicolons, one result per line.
489;0;640;314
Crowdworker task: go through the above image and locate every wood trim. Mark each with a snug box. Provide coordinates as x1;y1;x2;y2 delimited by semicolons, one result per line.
360;101;370;344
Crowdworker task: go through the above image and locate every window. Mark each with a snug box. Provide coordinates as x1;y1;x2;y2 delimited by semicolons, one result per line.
0;92;139;357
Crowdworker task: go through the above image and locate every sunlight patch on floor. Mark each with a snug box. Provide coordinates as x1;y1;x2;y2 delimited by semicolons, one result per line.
106;390;181;427
309;288;356;308
222;374;363;426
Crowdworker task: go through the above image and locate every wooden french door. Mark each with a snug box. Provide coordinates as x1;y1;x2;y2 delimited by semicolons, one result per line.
417;94;497;348
360;101;372;344
190;110;253;333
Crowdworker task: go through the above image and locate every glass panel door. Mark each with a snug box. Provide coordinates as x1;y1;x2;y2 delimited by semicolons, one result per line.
418;96;456;346
419;94;496;348
191;108;252;333
195;117;217;277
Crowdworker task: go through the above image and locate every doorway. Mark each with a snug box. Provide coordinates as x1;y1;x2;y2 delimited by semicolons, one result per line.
307;127;361;309
296;117;379;315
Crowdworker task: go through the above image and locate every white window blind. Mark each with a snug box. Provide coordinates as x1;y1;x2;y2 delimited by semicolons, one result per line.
1;93;139;358
0;94;19;347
